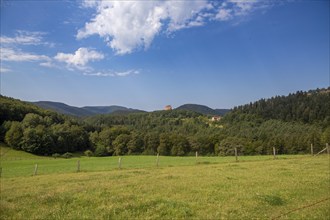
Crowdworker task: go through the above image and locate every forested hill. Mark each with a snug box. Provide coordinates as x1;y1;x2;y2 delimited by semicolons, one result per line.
32;101;227;117
0;96;61;124
33;101;92;117
225;88;330;126
176;104;230;116
32;101;145;117
0;95;90;155
1;88;329;157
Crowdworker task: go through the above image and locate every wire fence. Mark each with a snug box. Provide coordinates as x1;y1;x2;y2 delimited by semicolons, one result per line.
272;197;330;219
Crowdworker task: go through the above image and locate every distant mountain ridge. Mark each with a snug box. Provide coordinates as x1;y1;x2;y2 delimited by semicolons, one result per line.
32;101;230;117
32;101;91;117
81;105;144;115
82;106;128;114
176;104;230;116
32;101;145;117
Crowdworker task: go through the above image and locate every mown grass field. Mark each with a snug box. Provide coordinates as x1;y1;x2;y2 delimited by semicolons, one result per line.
1;144;329;219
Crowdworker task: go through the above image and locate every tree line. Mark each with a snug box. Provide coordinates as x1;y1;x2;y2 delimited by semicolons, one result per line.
0;88;329;156
227;88;330;127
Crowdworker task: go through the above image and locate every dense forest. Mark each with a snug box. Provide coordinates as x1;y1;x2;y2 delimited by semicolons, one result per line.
227;88;330;126
0;88;329;157
0;97;89;155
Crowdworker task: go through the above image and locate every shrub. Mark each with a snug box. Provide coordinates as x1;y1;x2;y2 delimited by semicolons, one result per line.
62;152;73;159
52;153;61;159
84;150;93;157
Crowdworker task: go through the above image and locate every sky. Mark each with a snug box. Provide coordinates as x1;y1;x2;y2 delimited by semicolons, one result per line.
0;0;329;111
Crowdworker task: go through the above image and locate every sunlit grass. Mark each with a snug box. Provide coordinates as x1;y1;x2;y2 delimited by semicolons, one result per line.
1;144;329;219
1;145;308;178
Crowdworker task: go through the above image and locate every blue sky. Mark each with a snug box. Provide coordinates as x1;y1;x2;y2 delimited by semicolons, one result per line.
1;0;329;111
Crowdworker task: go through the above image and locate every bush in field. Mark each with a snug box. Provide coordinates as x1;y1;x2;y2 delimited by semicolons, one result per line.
84;150;93;157
62;152;73;159
52;153;61;159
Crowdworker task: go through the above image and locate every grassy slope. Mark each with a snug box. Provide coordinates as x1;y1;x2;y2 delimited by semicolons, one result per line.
0;143;44;160
1;145;329;219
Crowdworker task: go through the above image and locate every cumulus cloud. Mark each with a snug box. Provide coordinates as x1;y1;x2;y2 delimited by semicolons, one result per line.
77;0;276;55
77;1;209;55
54;47;104;69
43;48;136;77
0;47;50;62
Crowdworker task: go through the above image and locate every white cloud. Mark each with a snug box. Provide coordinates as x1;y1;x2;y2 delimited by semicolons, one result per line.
77;1;209;55
39;61;56;68
165;1;209;32
214;0;261;22
0;30;54;47
80;0;98;8
54;47;104;69
0;67;12;73
83;69;140;77
0;47;50;62
77;0;276;55
45;48;137;77
216;8;232;21
116;70;140;77
230;0;258;16
0;31;56;71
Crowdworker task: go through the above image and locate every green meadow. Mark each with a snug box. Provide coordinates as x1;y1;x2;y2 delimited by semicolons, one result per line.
1;145;329;219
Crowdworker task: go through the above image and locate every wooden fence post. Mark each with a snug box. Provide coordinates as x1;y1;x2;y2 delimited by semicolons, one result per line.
34;164;38;176
273;147;276;159
118;157;122;169
77;160;80;172
234;147;238;162
156;153;159;167
311;144;314;156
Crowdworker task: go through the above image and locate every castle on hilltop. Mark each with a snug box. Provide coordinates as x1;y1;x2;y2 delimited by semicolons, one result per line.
164;105;172;111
